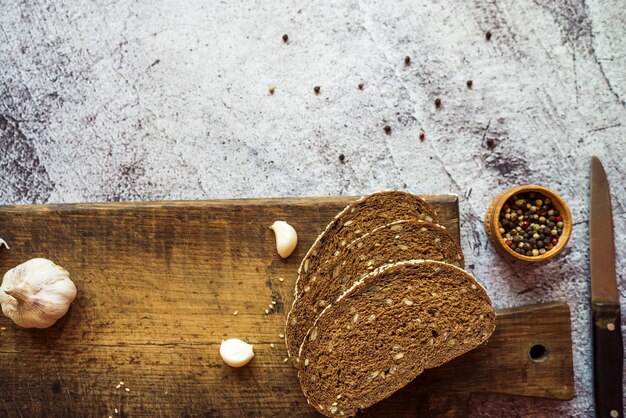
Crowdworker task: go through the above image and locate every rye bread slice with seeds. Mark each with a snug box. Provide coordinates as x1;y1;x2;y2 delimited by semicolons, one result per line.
297;260;495;417
285;220;463;364
295;191;438;296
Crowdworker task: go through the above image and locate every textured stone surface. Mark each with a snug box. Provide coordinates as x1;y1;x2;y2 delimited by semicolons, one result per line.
1;0;624;416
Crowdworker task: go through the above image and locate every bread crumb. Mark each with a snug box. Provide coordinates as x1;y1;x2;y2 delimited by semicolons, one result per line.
233;311;238;316
115;408;118;414
304;358;310;367
115;384;121;389
402;298;414;306
279;333;285;339
125;387;130;392
278;277;284;282
0;327;5;331
283;357;289;363
270;343;275;348
265;309;269;314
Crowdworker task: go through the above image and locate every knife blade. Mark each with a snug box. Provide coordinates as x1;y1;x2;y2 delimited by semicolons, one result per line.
590;156;623;418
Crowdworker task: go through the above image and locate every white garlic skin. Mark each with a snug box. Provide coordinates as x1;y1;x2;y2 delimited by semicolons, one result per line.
269;221;298;258
0;258;77;329
0;238;8;250
220;338;254;367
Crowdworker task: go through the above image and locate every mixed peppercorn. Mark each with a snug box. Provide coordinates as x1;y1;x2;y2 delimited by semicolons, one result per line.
498;192;564;257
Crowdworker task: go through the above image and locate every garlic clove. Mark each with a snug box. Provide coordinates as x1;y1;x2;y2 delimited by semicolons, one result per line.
220;338;254;367
269;221;298;258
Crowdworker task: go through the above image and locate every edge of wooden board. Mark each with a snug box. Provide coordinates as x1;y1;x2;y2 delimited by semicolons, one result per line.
0;194;459;211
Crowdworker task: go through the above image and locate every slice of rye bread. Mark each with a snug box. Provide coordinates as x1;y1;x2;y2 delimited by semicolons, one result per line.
297;260;496;417
295;191;438;296
285;220;464;364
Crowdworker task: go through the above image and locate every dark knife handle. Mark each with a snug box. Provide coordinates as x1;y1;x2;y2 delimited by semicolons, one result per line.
593;303;624;418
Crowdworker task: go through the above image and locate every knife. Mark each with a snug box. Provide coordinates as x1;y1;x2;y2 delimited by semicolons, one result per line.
590;156;624;418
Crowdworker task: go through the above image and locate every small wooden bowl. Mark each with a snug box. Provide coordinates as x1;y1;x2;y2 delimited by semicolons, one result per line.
485;185;572;262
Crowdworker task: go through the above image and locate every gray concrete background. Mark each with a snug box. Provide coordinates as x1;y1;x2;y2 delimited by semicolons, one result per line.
1;0;625;416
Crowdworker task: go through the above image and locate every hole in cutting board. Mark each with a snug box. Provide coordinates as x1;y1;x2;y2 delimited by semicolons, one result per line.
529;344;549;362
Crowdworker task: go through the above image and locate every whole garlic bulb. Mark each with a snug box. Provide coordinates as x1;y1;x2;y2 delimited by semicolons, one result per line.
0;258;77;328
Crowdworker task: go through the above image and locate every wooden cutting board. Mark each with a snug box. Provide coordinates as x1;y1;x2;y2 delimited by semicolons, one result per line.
0;196;574;417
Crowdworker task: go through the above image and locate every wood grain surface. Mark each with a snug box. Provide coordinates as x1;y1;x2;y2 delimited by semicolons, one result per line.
0;196;572;417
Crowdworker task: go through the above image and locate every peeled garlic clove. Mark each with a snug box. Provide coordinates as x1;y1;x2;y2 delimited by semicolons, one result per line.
269;221;298;258
220;338;254;367
0;258;77;329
